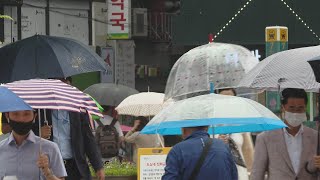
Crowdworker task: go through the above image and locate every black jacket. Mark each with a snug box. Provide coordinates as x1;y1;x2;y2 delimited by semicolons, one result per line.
33;109;103;180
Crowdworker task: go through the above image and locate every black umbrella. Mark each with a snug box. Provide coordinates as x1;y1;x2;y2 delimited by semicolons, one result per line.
0;35;106;83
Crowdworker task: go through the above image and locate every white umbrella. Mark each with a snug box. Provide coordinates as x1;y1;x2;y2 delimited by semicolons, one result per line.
164;42;259;100
141;93;286;135
115;92;165;116
238;45;320;92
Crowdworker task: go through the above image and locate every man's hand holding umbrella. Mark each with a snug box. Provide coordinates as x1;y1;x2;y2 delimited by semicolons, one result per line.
37;154;63;180
41;125;52;139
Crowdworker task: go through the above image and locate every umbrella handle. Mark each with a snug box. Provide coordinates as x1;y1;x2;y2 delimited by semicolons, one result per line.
305;162;318;175
38;109;42;153
157;134;164;148
210;83;214;93
305;123;320;175
44;109;48;125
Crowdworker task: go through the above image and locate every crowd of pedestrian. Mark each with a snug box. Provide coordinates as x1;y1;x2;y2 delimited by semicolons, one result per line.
2;84;320;180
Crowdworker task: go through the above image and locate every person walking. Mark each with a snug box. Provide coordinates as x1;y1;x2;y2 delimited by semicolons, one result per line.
125;116;163;163
251;88;320;180
162;125;238;180
0;109;67;180
217;88;254;180
34;77;105;180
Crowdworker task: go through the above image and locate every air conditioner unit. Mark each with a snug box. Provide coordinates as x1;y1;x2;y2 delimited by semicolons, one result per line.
132;8;148;37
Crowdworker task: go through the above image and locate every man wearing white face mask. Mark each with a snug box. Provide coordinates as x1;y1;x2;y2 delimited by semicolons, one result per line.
251;88;320;180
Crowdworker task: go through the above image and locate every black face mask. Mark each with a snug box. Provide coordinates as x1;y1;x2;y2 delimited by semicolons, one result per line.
8;119;34;135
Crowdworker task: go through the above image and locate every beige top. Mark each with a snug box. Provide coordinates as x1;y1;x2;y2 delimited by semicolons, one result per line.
125;129;163;163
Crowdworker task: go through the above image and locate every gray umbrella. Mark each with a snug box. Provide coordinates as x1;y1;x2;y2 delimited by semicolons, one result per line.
238;45;320;92
84;83;139;106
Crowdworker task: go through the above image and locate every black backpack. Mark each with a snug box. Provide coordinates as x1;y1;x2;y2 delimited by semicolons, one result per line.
95;118;119;158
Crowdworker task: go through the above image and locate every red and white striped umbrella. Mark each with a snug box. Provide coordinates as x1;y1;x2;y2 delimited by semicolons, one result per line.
2;79;102;117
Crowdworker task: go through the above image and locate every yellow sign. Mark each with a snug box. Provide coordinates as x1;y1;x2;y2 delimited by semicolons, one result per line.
266;26;288;42
280;29;288;42
138;148;171;180
266;29;277;42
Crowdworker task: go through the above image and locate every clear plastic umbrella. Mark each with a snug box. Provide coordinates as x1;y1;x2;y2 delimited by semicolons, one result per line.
141;93;286;135
164;42;259;100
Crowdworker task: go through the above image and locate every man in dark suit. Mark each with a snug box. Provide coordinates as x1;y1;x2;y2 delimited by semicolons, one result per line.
33;109;104;180
36;77;104;180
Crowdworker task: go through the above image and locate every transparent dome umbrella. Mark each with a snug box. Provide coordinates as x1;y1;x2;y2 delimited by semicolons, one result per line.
164;42;259;100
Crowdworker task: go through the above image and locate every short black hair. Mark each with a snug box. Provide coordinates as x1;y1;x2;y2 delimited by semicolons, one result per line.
66;77;72;83
136;116;149;131
281;88;308;105
215;88;237;96
49;77;72;83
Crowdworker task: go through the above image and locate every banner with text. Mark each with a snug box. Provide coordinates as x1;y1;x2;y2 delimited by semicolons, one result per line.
107;0;131;39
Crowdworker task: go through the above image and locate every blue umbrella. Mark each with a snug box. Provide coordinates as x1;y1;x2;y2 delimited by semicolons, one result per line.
141;93;286;135
0;35;106;83
0;86;32;112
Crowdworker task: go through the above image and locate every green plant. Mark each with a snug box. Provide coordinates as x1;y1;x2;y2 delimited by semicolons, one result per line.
91;159;137;177
0;15;13;20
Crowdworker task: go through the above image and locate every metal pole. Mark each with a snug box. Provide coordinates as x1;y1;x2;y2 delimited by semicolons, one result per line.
45;0;50;35
17;4;21;40
38;109;42;152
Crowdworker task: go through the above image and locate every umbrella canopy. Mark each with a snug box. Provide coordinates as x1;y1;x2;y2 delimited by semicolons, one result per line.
164;42;259;100
141;93;286;135
3;79;102;117
238;45;320;91
116;92;165;116
84;83;139;106
0;86;32;112
0;35;106;83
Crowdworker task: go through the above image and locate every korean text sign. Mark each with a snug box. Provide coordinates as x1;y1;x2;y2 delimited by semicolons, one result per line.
138;148;171;180
107;0;131;39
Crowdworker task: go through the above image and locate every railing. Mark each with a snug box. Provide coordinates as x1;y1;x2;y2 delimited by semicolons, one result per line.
148;12;173;42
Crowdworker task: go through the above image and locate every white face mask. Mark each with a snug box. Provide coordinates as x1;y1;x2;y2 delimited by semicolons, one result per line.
284;111;307;127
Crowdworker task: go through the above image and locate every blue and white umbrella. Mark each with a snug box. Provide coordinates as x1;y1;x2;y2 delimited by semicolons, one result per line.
0;86;32;112
141;93;286;135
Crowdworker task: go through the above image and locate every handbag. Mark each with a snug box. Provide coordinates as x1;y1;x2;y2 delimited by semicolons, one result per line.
228;137;246;168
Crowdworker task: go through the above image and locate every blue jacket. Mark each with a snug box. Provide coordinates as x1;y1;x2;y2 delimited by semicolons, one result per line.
162;130;238;180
